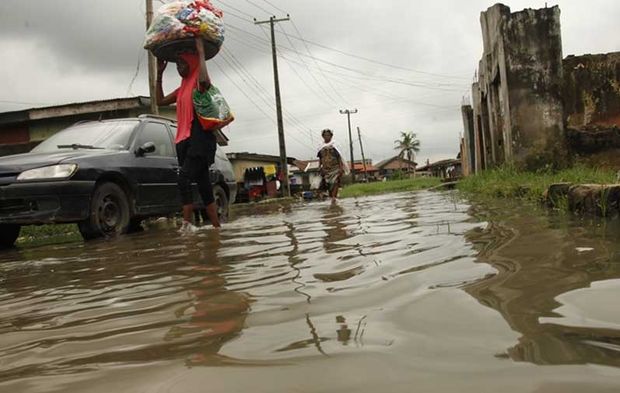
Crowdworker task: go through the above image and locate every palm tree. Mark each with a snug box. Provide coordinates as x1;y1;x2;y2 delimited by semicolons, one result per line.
394;131;421;175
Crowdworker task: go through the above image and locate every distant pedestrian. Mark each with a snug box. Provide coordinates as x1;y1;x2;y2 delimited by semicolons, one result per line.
317;129;347;203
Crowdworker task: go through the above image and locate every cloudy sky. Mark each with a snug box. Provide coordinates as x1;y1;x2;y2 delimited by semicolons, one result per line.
0;0;618;164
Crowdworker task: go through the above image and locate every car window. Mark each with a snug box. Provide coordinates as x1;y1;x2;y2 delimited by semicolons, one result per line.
32;121;138;153
135;122;175;157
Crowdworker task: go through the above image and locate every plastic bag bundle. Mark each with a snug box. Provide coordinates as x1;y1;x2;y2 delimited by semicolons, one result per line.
144;1;225;53
192;85;234;130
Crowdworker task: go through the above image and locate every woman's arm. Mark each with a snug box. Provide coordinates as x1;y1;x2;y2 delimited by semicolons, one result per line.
156;59;177;106
195;38;212;92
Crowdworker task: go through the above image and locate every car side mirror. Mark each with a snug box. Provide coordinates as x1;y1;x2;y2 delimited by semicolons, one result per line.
136;142;156;157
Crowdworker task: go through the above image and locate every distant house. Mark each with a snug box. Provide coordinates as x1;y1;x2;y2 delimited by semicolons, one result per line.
226;152;299;201
375;155;417;179
416;158;462;179
0;96;228;157
349;159;379;181
226;152;297;184
290;159;322;190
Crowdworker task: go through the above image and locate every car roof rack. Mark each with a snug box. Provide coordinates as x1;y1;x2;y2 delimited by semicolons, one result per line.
138;114;177;123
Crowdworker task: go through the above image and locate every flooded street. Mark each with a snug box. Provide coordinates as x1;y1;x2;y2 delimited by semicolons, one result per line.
1;191;620;393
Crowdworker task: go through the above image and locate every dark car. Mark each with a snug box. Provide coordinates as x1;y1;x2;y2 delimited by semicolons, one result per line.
0;115;236;247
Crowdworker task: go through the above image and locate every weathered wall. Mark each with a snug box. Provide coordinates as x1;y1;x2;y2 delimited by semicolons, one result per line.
562;52;620;168
460;105;475;175
502;6;568;170
564;52;620;129
465;4;570;173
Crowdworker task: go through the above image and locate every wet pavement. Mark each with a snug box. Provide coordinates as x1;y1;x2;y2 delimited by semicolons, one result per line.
1;191;619;393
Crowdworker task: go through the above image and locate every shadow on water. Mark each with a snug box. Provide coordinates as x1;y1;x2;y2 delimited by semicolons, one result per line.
464;199;620;367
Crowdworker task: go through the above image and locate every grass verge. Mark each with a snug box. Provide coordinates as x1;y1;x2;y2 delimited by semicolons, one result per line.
17;224;82;247
340;177;442;198
457;165;617;202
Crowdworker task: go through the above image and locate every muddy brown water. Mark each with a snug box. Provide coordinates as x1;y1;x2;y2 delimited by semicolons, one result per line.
1;191;620;393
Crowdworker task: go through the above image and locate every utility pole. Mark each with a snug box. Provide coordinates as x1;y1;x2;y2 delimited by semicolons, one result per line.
357;127;368;182
339;109;358;182
255;15;291;197
146;0;159;115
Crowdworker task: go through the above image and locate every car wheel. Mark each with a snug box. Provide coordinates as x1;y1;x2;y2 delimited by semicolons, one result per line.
213;185;229;222
78;182;130;240
0;224;20;249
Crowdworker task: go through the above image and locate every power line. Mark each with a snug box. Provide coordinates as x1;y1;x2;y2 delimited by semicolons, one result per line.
218;0;255;19
126;47;145;96
215;48;316;155
275;24;338;107
259;0;287;14
226;23;467;91
220;47;318;147
287;20;470;81
245;0;272;16
286;20;349;105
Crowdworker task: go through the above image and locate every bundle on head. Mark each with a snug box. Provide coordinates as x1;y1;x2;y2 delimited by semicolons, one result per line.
144;0;225;61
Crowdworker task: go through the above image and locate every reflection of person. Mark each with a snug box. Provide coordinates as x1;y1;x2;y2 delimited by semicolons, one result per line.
318;129;346;203
166;232;251;366
156;38;220;232
322;204;348;253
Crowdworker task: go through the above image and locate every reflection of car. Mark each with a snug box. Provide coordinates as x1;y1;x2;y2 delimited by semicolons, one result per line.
0;115;236;247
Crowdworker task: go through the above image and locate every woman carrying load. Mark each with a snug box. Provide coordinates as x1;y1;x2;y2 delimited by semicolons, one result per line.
156;38;222;232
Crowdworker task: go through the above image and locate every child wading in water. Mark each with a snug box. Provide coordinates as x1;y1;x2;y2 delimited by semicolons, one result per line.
318;129;347;203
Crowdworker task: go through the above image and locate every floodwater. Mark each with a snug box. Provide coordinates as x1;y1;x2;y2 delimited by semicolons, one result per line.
1;191;620;393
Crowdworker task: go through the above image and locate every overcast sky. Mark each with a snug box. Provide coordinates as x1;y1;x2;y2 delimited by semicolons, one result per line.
0;0;618;163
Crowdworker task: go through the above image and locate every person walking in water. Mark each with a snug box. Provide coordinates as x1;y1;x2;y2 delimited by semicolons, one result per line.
156;38;220;232
318;129;347;203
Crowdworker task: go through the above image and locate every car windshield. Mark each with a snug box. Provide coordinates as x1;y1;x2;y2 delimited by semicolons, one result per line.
31;121;139;153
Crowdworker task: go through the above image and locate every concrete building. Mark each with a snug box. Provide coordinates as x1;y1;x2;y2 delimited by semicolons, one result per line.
464;4;568;173
461;4;620;175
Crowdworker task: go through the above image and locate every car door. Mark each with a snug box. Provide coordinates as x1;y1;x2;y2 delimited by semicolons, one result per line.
131;121;179;214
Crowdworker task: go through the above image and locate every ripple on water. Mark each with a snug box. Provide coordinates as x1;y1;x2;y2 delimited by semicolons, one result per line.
0;191;511;385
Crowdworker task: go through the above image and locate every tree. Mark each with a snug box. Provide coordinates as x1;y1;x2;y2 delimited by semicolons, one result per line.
394;131;421;175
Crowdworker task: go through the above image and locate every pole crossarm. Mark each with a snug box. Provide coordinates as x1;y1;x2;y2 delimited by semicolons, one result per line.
254;15;290;25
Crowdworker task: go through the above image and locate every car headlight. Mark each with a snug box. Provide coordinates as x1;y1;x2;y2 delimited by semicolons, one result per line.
17;164;78;181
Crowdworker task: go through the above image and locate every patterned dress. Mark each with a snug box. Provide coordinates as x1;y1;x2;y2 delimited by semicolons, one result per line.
318;145;343;193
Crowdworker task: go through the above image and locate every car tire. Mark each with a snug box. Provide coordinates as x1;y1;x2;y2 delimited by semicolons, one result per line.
78;182;130;240
0;224;20;249
213;184;229;223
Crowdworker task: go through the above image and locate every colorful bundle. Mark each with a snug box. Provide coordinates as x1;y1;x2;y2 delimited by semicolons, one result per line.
144;0;225;53
192;85;234;130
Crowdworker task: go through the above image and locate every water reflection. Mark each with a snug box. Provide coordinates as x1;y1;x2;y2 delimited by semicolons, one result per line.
464;201;620;367
3;191;620;392
165;233;252;367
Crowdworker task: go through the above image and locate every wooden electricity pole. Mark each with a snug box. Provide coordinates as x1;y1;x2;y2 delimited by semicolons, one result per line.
146;0;159;115
339;109;358;182
357;127;368;182
254;15;291;197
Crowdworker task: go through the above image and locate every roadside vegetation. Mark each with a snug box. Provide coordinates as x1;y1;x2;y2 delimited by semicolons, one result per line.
341;177;441;198
17;224;81;247
457;164;617;202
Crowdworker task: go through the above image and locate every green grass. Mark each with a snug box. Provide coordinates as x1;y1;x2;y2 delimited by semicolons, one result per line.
340;177;442;198
457;164;617;202
17;224;82;246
